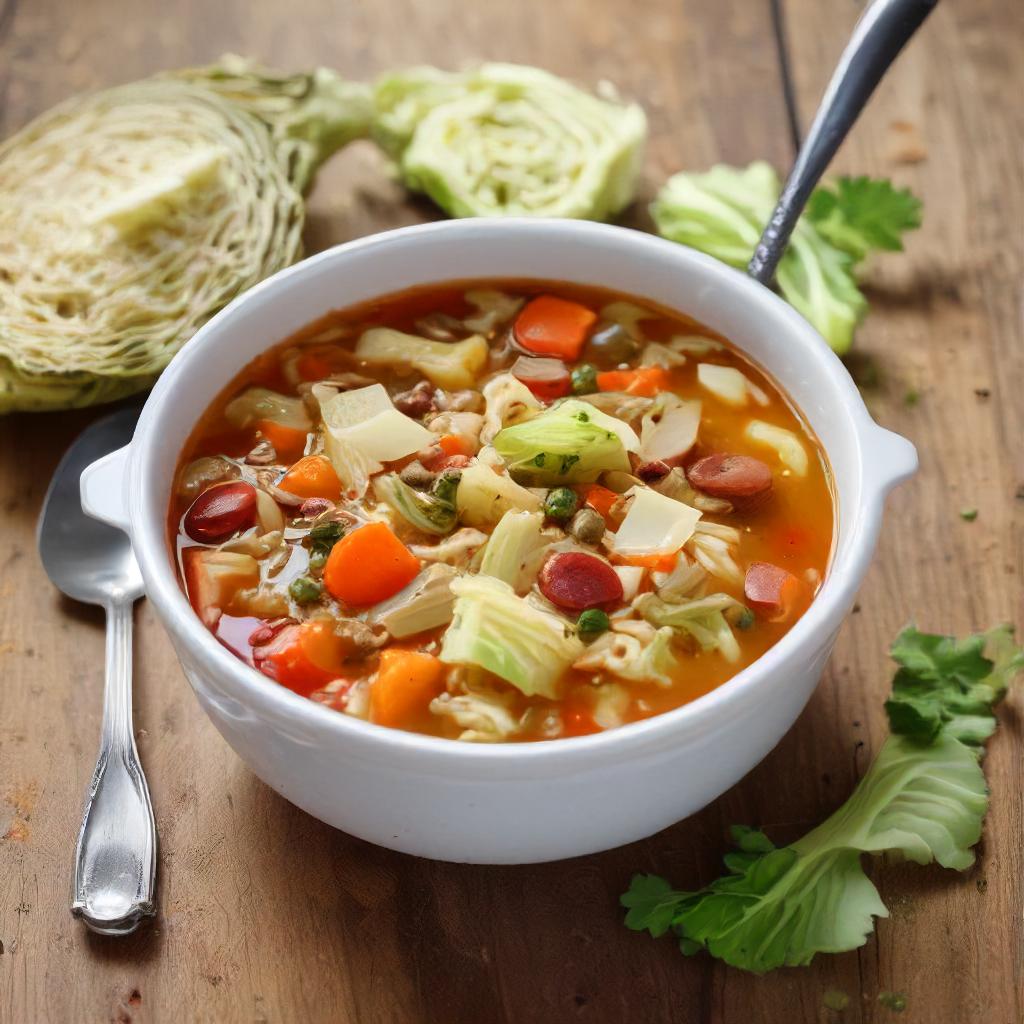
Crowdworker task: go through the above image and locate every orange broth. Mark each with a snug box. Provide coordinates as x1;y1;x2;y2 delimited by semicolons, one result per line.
171;280;834;742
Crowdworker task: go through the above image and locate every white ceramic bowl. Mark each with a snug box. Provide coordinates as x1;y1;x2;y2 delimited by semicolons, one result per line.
81;219;917;864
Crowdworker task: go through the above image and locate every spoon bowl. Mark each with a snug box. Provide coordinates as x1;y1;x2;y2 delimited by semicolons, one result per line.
39;409;144;606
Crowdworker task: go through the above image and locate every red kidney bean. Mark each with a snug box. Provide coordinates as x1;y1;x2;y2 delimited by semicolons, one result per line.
393;381;436;418
183;481;258;543
687;453;772;501
299;497;334;519
539;552;624;611
744;561;803;621
635;459;671;482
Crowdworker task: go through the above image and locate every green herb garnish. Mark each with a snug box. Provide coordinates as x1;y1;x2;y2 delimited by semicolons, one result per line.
622;625;1023;972
571;363;598;395
307;521;345;557
959;507;978;522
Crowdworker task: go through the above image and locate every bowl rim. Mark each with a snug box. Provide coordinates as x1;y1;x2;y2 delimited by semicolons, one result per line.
126;217;911;768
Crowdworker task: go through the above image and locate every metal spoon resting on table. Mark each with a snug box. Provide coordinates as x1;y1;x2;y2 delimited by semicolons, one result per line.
748;0;937;284
37;406;156;937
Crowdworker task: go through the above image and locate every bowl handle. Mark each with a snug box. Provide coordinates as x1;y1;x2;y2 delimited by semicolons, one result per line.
80;445;131;533
866;425;919;496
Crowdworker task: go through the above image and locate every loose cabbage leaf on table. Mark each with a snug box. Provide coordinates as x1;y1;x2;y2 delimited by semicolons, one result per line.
651;161;921;354
622;625;1023;973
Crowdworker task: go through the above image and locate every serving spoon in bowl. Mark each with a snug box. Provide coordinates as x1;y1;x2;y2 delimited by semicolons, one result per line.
37;406;156;936
748;0;937;284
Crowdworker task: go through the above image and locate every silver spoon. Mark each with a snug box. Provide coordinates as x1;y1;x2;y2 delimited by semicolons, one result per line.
37;406;156;936
749;0;937;284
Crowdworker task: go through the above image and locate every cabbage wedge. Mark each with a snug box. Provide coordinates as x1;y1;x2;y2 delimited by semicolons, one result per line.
372;63;646;220
0;57;371;412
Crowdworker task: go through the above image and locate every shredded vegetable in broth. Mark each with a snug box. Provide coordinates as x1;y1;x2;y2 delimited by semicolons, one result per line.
170;280;834;742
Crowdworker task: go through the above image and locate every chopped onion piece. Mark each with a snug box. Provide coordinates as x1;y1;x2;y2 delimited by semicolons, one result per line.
745;420;809;476
318;383;434;463
639;396;701;465
613;565;646;602
669;334;724;355
344;409;435;463
608;486;701;556
697;364;751;406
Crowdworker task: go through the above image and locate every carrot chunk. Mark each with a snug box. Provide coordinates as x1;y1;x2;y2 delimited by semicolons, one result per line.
278;455;342;501
611;551;679;572
323;522;421;606
370;649;445;729
264;621;351;697
581;484;619;520
295;351;336;382
256;419;309;462
596;367;670;397
513;295;597;360
437;434;473;457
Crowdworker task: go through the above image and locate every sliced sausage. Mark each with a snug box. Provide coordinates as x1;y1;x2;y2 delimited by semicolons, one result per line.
184;481;258;543
539;552;624;611
744;561;804;621
687;453;772;501
511;355;571;402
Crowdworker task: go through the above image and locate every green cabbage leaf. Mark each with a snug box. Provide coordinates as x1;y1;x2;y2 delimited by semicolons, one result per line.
651;162;920;354
622;625;1023;972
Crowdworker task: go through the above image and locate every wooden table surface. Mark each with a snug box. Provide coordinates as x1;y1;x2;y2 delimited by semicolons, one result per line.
1;0;1022;1021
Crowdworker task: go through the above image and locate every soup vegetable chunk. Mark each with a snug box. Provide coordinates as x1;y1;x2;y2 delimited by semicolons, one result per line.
171;281;833;742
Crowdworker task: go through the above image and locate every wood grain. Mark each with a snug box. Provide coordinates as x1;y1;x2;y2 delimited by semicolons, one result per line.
0;0;1021;1021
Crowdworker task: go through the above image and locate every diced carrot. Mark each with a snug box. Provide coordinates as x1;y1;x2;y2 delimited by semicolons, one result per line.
256;419;309;462
581;484;619;520
611;551;679;572
264;621;352;697
370;649;446;729
437;434;473;458
323;522;421;606
278;455;342;501
513;295;598;360
296;351;335;382
596;367;670;397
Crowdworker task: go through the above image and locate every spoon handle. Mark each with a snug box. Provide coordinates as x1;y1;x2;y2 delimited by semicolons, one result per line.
748;0;937;284
71;597;157;935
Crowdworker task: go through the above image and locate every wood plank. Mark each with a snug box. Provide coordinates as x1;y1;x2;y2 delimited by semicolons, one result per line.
776;0;1024;1021
0;2;795;1023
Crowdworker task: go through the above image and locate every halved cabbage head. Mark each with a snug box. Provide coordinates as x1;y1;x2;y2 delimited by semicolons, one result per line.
0;58;371;412
373;63;647;220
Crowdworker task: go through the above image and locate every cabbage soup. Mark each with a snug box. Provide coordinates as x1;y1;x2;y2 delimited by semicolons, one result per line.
170;281;834;742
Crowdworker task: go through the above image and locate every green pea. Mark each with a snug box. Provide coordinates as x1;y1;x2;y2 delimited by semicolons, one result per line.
577;608;610;640
544;486;579;522
570;363;598;395
289;576;322;605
